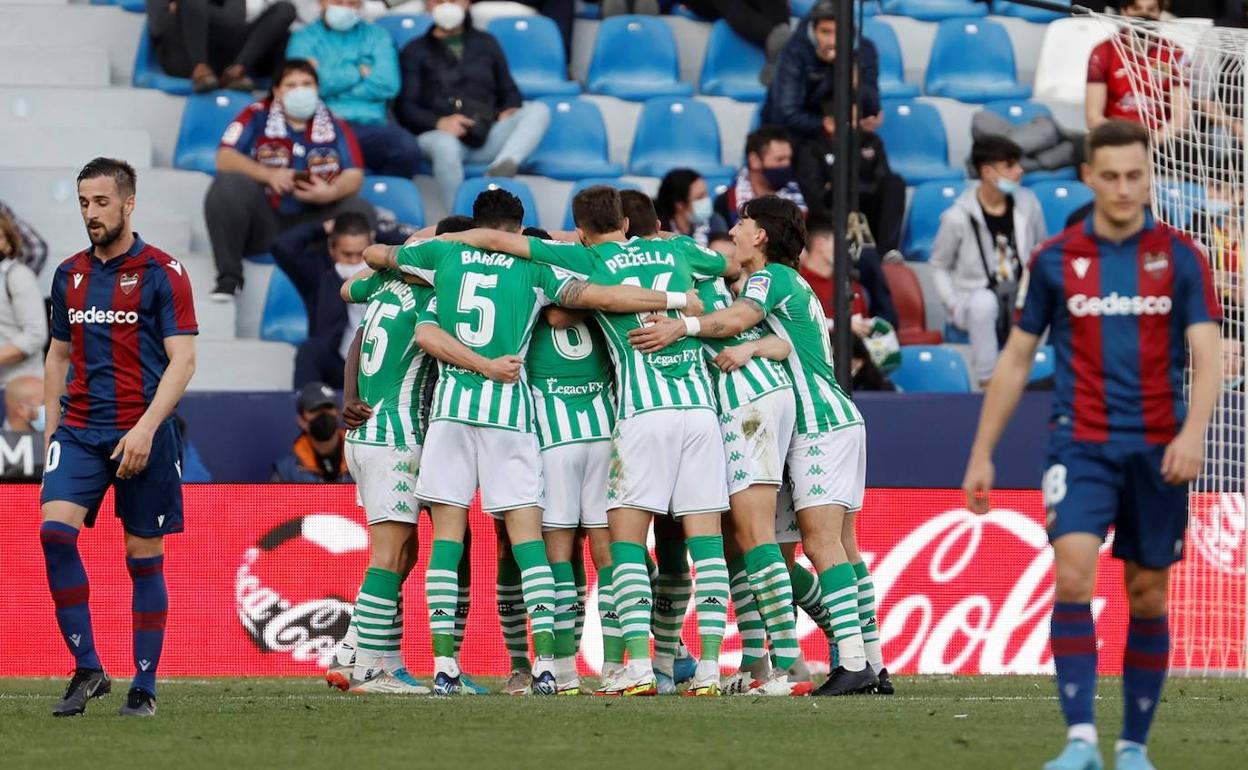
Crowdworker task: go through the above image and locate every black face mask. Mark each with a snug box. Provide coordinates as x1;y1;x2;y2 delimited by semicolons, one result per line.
308;412;339;442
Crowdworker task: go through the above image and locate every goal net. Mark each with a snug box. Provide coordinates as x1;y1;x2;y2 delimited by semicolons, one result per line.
1100;13;1247;675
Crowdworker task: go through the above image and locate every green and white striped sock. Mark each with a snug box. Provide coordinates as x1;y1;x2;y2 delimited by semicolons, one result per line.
496;554;530;672
819;563;867;671
352;567;400;680
454;552;470;658
550;561;578;659
687;535;729;663
853;561;884;672
745;543;801;672
426;541;462;658
729;555;767;671
611;541;654;663
790;562;835;641
597;565;625;665
572;552;587;651
512;540;557;658
652;539;691;676
383;595;405;671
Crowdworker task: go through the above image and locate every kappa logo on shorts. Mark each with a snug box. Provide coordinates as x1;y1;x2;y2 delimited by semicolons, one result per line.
394;501;412;513
723;432;740;443
733;470;748;482
720;414;733;425
394;482;413;493
807;465;825;476
392;461;409;473
809;485;827;496
806;446;824;457
729;451;744;462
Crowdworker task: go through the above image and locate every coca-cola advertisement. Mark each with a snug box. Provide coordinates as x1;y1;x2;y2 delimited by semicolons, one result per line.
1;485;1242;676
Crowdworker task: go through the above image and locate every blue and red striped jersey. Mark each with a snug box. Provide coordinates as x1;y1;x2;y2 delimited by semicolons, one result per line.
1019;213;1221;445
49;235;198;430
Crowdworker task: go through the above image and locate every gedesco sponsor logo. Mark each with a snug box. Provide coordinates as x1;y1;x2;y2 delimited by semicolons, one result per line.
68;306;140;325
1067;293;1173;317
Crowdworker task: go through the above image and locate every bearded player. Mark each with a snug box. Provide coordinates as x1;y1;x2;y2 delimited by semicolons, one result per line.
962;120;1222;770
40;158;198;717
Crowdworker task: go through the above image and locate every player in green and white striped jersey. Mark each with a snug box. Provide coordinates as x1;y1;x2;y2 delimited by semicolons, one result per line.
629;195;881;697
450;186;737;697
364;189;703;696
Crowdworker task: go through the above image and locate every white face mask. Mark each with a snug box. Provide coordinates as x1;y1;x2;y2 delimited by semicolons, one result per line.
431;2;467;31
334;261;365;281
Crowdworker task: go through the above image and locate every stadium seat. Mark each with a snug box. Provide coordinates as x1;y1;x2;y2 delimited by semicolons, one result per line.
587;16;694;100
562;178;643;229
943;323;969;344
1034;18;1111;106
132;22;192;95
1155;178;1205;229
1029;344;1055;385
671;3;713;21
982;99;1052;126
882;262;943;346
1028;180;1093;236
875;100;963;185
925;19;1031;103
260;268;308;346
487;16;580;98
629;98;736;179
523;98;624;180
173;92;252;174
699;20;767;102
902;180;971;261
790;0;818;14
118;0;145;11
360;176;426;228
881;0;987;21
863;18;919;99
890;346;971;393
994;0;1070;23
376;14;433;50
452;178;539;227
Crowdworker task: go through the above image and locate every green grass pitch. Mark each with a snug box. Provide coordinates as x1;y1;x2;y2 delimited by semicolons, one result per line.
2;676;1246;769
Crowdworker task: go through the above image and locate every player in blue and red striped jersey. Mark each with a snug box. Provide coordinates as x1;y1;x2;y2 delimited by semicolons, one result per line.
40;158;198;719
962;121;1223;770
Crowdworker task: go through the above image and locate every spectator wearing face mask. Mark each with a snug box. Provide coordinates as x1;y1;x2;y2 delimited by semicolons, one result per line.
0;212;48;385
655;168;715;246
712;125;807;230
287;0;422;179
272;381;352;482
2;374;45;432
206;59;375;301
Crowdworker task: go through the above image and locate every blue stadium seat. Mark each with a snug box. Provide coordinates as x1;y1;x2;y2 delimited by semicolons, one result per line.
562;178;643;229
700;20;767;102
925;19;1031;103
671;3;713;21
875;100;963;185
452;178;539;227
360;176;426;228
902;180;971;261
260;269;309;346
118;0;145;11
1029;344;1055;385
943;323;969;344
1155;178;1205;229
587;16;694;100
487;16;581;98
132;22;192;95
982;99;1052;126
523;98;623;180
863;18;919;99
881;0;987;21
790;0;818;14
890;346;972;393
1028;180;1093;236
995;0;1070;22
173;92;253;174
629;98;735;179
89;0;117;5
376;14;432;50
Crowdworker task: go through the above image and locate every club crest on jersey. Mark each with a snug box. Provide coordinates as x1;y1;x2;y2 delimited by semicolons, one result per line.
119;272;139;295
1072;257;1091;280
1142;252;1169;276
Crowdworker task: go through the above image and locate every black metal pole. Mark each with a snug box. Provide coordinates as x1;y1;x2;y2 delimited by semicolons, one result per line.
832;0;854;391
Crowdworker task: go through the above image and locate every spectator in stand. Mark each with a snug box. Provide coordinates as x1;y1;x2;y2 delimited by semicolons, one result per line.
145;0;297;93
713;125;807;231
2;375;44;431
680;1;792;83
930;136;1046;387
795;95;906;260
655;168;715;246
396;0;551;209
851;334;896;392
287;0;422;178
0;213;48;386
206;59;374;300
761;0;881;144
514;0;577;56
0;201;47;276
1086;0;1188;137
594;1;661;16
803;216;898;328
272;381;352;482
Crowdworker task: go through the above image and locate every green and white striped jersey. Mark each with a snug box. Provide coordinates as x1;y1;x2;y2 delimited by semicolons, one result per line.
395;239;574;433
741;264;862;433
345;271;436;449
527;313;615;448
527;235;726;420
697;277;791;414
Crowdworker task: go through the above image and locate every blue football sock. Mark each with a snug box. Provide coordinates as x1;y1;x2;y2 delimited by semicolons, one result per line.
1121;614;1169;745
1051;601;1097;729
127;555;168;697
41;522;101;670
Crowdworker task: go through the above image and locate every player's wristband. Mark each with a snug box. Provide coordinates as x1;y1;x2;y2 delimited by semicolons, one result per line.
664;291;688;310
683;316;702;337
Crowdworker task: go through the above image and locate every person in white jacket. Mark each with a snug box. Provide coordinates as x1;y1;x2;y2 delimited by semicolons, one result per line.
930;135;1046;387
0;211;47;386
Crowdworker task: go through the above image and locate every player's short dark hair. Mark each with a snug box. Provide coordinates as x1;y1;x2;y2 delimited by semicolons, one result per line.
571;185;624;235
435;215;475;235
970;135;1023;177
77;157;136;199
276;58;319;87
740;195;806;269
746;125;792;162
1085;119;1151;163
329;212;371;243
472;188;525;232
621;190;659;238
522;226;552;240
655;169;702;223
